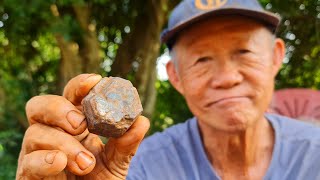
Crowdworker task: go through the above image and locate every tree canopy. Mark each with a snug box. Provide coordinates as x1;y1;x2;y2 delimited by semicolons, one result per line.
0;0;319;178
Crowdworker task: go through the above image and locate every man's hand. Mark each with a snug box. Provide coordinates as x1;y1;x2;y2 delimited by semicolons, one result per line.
16;74;150;180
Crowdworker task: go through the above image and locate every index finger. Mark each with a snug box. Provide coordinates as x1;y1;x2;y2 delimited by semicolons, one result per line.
63;74;102;105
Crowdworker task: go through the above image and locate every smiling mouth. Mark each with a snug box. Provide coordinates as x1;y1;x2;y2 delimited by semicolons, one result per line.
206;96;248;107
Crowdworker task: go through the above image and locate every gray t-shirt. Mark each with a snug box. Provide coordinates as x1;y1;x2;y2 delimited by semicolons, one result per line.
127;114;320;180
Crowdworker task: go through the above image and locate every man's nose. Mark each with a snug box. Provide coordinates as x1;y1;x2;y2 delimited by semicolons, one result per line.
210;62;243;89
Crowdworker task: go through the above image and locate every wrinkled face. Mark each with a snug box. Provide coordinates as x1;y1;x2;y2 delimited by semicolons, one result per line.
167;16;284;132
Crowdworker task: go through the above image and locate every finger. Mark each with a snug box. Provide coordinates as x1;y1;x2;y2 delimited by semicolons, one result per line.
74;128;90;142
18;150;67;178
114;116;150;153
103;116;150;178
81;133;104;156
24;123;96;176
26;95;87;136
63;74;102;105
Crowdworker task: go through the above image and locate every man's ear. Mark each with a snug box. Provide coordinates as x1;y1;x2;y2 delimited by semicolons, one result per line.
166;60;184;95
272;38;285;77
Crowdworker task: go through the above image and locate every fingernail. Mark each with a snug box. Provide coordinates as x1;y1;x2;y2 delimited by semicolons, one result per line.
83;74;102;83
45;151;58;164
67;110;85;129
76;152;94;170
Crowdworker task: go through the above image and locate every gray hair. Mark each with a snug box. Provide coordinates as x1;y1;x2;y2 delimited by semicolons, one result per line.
169;48;179;71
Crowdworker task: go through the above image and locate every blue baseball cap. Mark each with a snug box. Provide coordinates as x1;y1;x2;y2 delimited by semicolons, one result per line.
161;0;281;47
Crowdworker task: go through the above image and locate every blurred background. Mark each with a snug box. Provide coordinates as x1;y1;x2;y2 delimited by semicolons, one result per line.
0;0;319;178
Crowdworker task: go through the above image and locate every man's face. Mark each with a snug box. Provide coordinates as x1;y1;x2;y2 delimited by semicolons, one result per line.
167;16;284;132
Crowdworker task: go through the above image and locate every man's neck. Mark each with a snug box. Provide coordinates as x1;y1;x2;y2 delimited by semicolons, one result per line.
198;117;275;180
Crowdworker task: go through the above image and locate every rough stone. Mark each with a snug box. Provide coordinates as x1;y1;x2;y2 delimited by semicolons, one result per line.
82;77;143;138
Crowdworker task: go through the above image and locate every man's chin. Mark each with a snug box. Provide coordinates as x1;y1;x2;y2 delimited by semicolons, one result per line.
220;124;249;134
219;108;256;127
210;115;252;133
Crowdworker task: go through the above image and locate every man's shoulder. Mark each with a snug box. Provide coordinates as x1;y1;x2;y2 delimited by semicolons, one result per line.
265;114;320;179
267;113;320;142
128;117;207;179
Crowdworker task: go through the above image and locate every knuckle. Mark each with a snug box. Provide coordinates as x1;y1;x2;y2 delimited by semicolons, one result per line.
46;97;67;114
26;95;41;106
20;153;45;179
21;156;32;176
24;124;39;139
25;96;41;117
63;75;83;96
26;95;69;124
23;124;41;151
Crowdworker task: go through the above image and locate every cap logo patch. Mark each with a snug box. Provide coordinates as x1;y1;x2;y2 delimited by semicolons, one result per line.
195;0;227;10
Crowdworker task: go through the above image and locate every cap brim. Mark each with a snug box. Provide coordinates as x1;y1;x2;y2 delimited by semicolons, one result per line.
161;8;281;44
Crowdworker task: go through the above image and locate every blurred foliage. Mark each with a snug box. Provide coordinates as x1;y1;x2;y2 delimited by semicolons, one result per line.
0;0;139;178
0;0;319;179
151;80;193;133
264;0;320;89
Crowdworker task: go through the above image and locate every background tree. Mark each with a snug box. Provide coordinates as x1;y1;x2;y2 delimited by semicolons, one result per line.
0;0;319;178
262;0;320;89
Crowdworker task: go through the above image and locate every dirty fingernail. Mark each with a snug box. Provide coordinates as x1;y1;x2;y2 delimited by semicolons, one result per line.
84;74;102;83
45;151;58;164
76;152;94;170
67;110;85;129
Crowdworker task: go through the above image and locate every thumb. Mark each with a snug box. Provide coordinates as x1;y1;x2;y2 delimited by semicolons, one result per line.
17;150;67;179
103;116;150;178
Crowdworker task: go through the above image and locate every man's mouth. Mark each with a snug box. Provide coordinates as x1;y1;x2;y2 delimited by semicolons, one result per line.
205;96;249;107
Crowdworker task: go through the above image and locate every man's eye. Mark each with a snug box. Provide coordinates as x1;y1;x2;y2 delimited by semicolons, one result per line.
238;49;250;54
196;57;211;64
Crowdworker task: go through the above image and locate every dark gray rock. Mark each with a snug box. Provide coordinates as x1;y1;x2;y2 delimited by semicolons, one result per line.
82;77;143;138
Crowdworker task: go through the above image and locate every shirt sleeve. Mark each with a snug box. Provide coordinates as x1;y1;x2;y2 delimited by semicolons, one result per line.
126;155;147;180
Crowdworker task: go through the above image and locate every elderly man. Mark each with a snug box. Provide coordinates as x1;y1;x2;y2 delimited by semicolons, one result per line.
16;0;320;179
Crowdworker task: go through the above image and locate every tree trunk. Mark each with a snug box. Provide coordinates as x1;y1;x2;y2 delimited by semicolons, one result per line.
56;35;82;94
73;5;102;74
55;3;102;94
111;0;169;119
